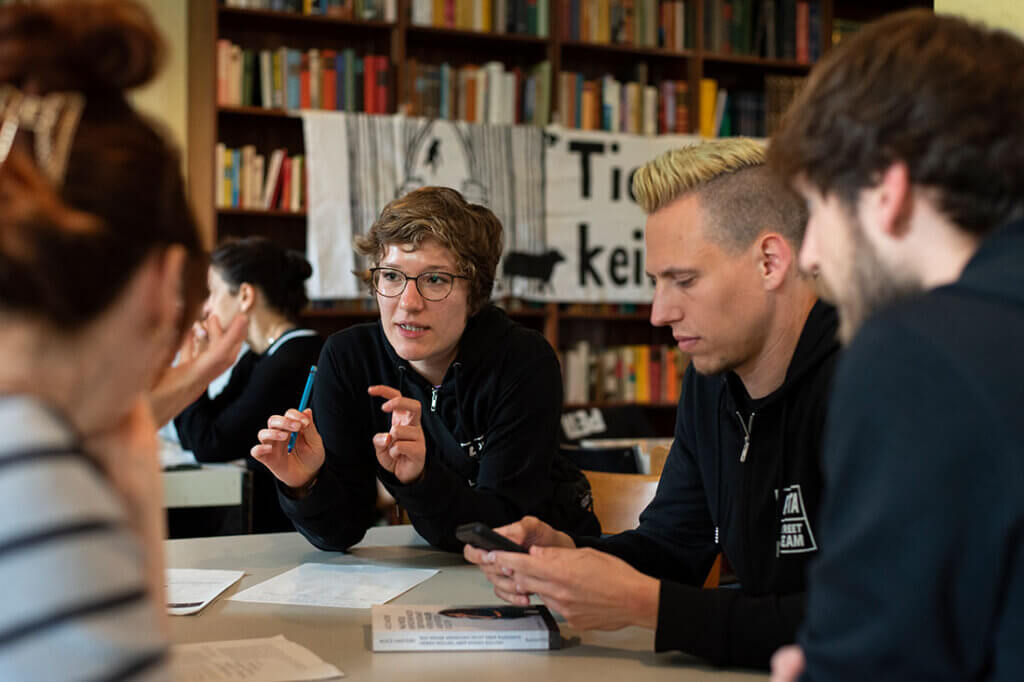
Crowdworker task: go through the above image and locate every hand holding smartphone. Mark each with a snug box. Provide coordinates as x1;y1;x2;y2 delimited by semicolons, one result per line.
456;522;528;553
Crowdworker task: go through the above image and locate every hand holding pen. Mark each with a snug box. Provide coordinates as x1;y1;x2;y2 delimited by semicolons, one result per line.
252;365;325;492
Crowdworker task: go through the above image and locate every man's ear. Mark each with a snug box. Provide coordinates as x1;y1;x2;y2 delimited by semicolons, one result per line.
238;282;257;313
757;233;793;291
862;161;912;239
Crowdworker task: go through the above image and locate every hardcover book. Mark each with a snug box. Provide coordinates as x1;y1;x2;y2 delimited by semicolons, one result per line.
372;605;561;651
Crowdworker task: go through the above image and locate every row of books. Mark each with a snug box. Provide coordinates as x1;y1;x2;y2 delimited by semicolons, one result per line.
704;0;822;63
560;0;688;51
410;0;550;36
558;72;689;136
405;60;551;125
217;41;390;113
221;0;397;21
215;144;306;213
697;74;803;137
562;342;688;405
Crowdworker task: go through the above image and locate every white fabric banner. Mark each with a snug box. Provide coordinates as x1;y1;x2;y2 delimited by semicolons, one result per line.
300;112;699;302
539;126;699;301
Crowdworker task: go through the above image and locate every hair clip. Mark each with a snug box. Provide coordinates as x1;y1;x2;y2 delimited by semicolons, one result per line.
0;85;85;187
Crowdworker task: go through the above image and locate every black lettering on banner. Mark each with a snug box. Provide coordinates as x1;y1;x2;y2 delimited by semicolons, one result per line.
628;167;640;202
633;229;644;284
569;140;605;199
611;166;621;201
578;222;604;286
609;248;629;285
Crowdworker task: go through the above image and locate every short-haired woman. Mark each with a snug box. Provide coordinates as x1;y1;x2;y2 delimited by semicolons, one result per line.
174;237;323;533
254;186;599;551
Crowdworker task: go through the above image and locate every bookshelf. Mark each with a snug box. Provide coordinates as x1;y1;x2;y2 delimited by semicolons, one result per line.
187;0;930;429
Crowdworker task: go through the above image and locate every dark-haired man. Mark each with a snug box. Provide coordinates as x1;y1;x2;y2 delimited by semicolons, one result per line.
768;10;1024;681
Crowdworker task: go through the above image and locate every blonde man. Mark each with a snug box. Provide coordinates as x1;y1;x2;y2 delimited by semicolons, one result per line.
465;139;839;669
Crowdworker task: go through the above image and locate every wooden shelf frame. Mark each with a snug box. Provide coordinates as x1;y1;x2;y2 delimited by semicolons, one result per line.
189;0;929;420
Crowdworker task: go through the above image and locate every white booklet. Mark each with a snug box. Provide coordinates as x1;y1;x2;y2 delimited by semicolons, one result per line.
171;634;343;681
230;563;439;609
372;604;561;651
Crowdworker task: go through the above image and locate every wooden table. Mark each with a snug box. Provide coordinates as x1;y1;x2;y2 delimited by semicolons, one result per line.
166;525;767;681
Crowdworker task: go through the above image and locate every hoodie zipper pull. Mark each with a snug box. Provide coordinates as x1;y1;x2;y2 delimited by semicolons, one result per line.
737;411;755;462
430;385;439;413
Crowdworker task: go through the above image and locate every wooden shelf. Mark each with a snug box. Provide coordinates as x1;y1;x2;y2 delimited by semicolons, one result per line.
190;0;930;406
702;52;813;70
218;208;306;218
560;40;694;60
406;25;549;46
219;106;296;118
218;6;395;31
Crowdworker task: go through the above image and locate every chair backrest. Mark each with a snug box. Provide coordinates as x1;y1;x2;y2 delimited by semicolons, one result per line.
584;470;660;534
562;444;640;473
648;445;670;477
584;469;721;589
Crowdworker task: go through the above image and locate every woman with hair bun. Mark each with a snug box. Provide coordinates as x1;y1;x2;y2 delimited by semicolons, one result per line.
174;236;323;533
0;0;211;678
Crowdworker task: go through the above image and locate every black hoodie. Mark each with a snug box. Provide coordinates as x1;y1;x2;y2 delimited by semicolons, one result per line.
278;304;599;552
800;219;1024;681
577;300;840;668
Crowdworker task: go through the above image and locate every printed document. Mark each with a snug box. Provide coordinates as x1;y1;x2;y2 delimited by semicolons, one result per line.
230;563;439;609
171;634;343;681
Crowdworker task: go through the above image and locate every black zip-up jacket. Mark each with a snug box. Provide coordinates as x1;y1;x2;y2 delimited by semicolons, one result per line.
800;219;1024;681
175;330;324;532
577;301;840;668
278;304;599;551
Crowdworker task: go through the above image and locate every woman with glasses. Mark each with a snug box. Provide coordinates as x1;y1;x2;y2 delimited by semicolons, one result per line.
253;186;599;551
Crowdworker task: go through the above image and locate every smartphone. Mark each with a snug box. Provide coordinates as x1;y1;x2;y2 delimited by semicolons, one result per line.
455;522;528;553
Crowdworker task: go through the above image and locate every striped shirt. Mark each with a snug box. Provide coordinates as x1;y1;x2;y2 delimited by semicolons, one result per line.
0;397;170;681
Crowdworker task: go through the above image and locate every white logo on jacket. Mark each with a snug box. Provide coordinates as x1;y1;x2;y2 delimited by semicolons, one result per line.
776;484;818;555
460;434;486;458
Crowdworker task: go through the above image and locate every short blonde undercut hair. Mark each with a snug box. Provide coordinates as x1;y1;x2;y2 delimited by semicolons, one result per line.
633;138;806;252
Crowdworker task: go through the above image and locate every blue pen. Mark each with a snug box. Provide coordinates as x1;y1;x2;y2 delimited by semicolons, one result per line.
288;365;317;453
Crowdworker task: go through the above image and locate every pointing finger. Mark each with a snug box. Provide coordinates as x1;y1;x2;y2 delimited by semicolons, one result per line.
368;385;401;400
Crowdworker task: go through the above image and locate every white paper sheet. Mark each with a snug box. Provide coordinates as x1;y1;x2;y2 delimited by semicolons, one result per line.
229;563;439;609
166;568;245;615
171;634;343;681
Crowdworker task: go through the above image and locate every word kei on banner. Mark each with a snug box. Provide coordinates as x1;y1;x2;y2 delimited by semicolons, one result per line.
533;126;699;303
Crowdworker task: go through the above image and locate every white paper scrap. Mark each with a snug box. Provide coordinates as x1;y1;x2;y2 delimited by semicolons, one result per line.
229;563;439;609
166;568;245;615
171;634;343;681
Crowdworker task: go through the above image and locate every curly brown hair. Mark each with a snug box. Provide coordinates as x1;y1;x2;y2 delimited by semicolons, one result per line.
354;186;503;315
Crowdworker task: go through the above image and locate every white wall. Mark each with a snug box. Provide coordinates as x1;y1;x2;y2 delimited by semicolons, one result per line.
129;0;189;171
935;0;1024;37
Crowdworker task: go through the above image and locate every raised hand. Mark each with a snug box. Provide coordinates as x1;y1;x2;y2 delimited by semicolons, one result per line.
252;408;325;491
148;312;247;425
368;385;426;484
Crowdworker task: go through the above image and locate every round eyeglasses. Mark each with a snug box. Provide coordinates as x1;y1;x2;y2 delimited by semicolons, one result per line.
369;267;469;302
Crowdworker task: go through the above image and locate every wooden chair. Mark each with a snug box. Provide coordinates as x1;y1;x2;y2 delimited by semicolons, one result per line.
584;470;660;534
584;469;720;589
648;444;670;476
